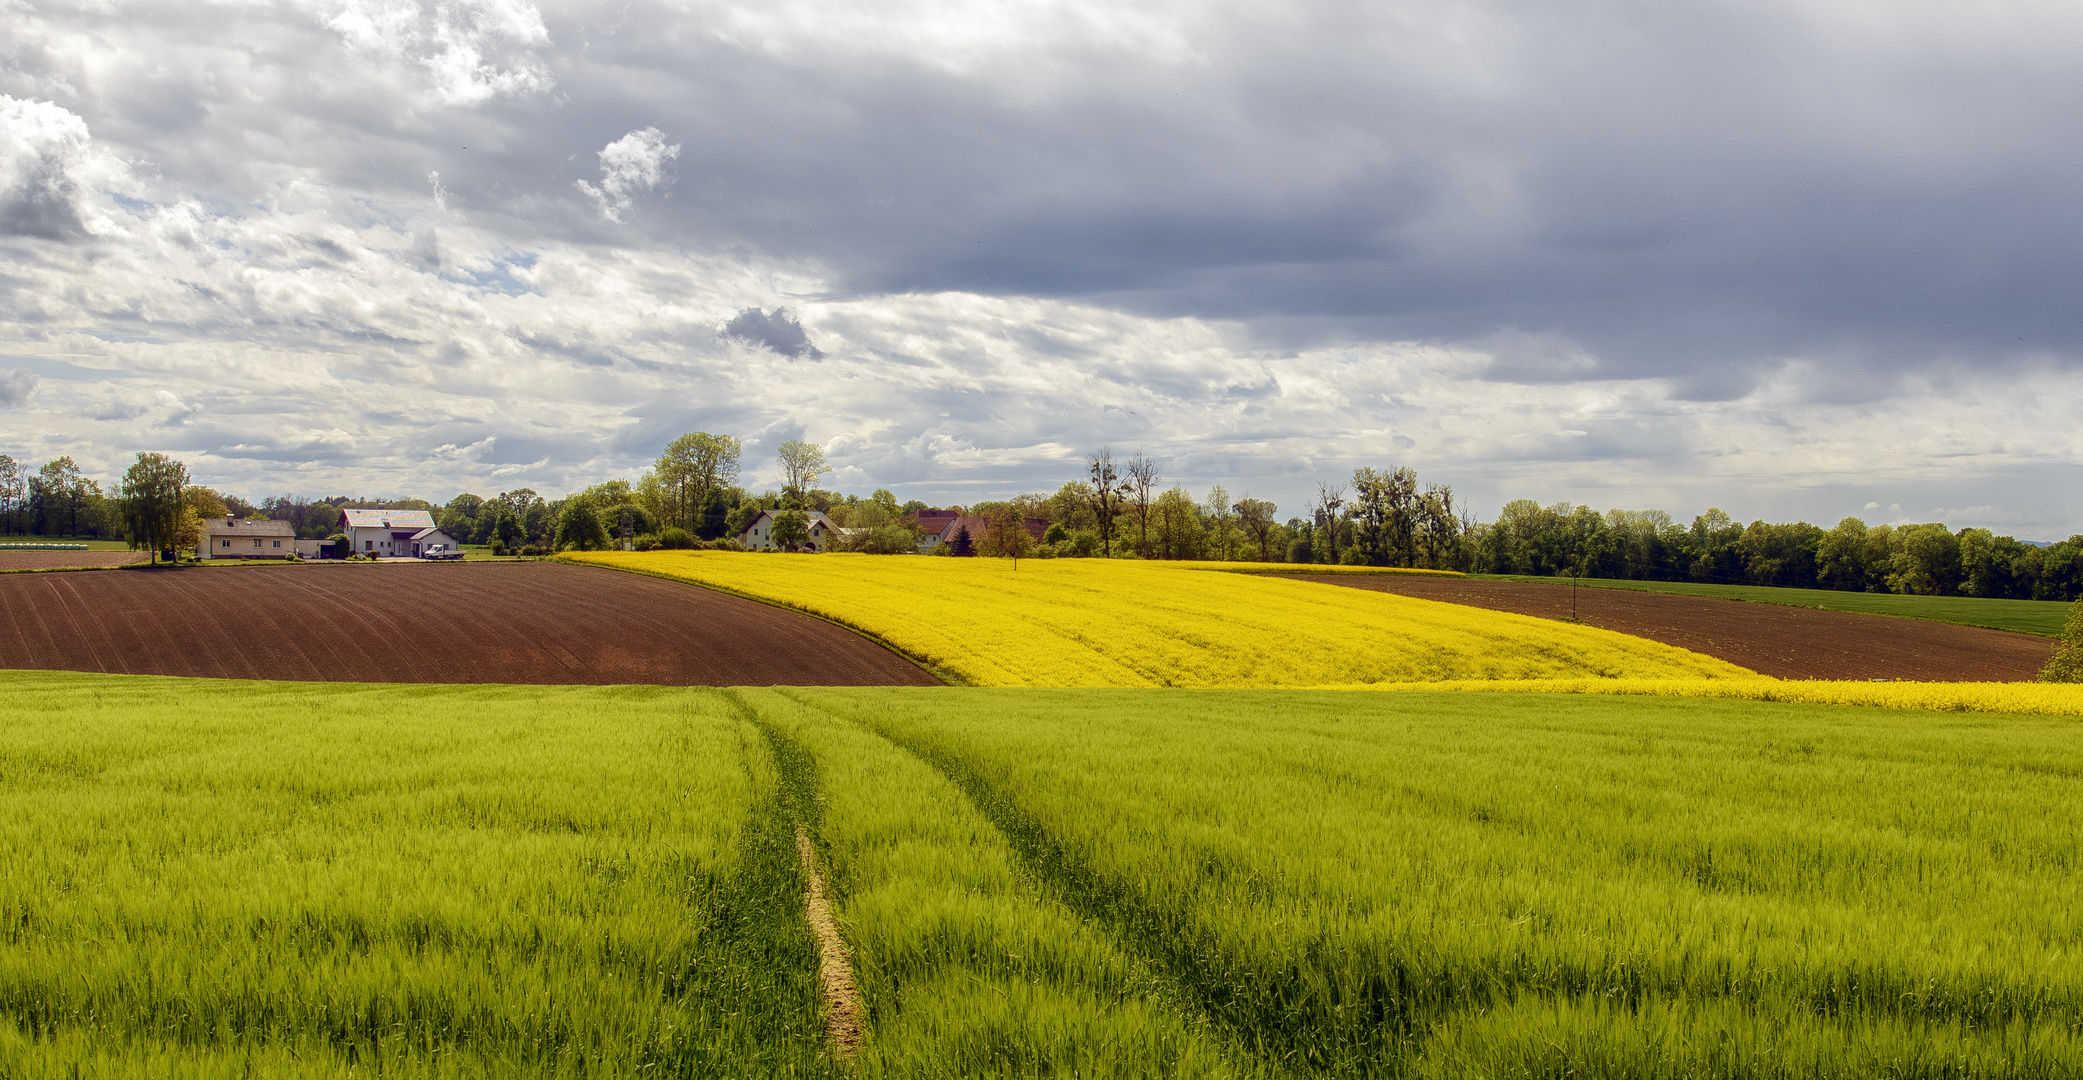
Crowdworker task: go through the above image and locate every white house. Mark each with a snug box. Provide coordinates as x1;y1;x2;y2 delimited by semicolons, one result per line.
339;509;461;559
199;516;296;559
739;509;844;552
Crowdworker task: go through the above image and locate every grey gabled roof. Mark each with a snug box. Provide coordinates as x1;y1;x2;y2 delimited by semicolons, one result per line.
340;509;437;530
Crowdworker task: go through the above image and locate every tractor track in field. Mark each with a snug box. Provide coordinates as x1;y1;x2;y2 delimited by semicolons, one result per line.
1283;574;2060;681
795;826;864;1056
0;561;940;686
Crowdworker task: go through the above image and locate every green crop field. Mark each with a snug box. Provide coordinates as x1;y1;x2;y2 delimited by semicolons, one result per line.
1477;573;2076;637
5;671;2082;1076
0;674;833;1078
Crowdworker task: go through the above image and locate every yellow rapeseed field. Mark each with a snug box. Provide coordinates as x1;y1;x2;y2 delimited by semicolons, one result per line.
1343;677;2083;716
569;551;1755;687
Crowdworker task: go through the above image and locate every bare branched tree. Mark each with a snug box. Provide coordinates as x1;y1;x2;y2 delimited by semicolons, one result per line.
1087;448;1128;557
1313;481;1345;565
1124;450;1159;558
776;440;829;497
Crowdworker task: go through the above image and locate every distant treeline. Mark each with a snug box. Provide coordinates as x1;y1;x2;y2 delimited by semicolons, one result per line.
13;442;2079;601
1468;502;2083;602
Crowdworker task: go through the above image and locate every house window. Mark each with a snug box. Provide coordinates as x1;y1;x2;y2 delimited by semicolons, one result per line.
221;539;230;548
272;540;281;548
252;539;262;548
364;540;372;550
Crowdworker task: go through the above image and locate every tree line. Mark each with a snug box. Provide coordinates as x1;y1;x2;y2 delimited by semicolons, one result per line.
17;440;2081;602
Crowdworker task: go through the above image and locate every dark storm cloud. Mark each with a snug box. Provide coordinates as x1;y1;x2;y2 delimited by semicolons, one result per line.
724;307;822;359
14;0;2076;397
482;0;2079;396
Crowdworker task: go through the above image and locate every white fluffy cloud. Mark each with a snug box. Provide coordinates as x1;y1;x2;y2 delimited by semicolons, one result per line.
575;128;680;222
0;96;135;239
328;0;553;106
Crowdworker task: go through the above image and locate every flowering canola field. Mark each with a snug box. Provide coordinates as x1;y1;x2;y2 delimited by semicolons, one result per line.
1347;676;2083;716
570;551;1755;687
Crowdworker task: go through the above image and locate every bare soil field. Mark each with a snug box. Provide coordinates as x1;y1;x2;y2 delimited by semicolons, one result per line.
0;550;150;571
0;561;939;686
1283;574;2059;681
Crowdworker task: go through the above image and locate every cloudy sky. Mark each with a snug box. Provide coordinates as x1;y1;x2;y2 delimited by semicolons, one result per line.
2;0;2079;535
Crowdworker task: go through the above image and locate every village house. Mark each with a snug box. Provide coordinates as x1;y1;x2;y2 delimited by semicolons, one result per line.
906;508;960;541
198;516;297;559
739;509;843;552
919;514;1047;554
339;509;462;559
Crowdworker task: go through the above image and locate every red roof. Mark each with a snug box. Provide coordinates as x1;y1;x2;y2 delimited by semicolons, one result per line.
938;516;1047;544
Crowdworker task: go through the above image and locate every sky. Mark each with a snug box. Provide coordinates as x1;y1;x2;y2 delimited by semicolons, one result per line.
1;0;2079;536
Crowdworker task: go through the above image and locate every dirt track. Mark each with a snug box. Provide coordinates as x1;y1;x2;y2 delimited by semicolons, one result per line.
0;562;939;686
1282;575;2059;681
0;550;150;571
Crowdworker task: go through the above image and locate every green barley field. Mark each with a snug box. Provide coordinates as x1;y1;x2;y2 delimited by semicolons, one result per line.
1476;574;2075;637
4;671;2081;1077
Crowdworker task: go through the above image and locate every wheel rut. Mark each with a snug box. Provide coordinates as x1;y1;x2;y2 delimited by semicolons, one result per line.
730;689;865;1062
795;826;864;1056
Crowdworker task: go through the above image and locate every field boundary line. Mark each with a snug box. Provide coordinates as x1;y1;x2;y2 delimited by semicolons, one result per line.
560;556;969;686
795;825;865;1057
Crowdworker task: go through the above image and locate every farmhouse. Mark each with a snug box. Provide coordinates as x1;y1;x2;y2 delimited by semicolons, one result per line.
740;509;844;552
906;508;960;538
919;514;1047;554
199;517;296;559
339;509;461;559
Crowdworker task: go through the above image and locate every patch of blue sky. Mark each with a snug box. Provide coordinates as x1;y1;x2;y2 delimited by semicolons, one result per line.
0;356;133;380
450;251;541;296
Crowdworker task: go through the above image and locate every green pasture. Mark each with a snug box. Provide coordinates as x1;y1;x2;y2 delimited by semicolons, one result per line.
1478;573;2076;636
4;672;2082;1077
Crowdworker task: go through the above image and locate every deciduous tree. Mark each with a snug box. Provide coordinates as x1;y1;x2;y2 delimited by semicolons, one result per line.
0;454;22;535
35;457;86;536
1312;482;1345;565
770;509;811;551
554;499;610;551
1086;449;1127;557
118;452;189;564
655;433;742;536
1234;496;1279;561
2041;602;2083;682
984;503;1036;566
776;440;828;496
1124;450;1159;558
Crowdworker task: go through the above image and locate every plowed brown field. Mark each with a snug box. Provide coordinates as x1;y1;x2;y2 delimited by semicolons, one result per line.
1284;574;2059;681
0;550;150;571
0;562;939;686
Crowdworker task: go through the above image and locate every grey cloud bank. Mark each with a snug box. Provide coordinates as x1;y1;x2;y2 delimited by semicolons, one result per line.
0;0;2078;535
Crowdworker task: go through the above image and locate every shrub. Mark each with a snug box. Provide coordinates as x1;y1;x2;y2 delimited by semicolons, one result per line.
659;527;694;550
2040;602;2083;683
850;524;920;555
1043;523;1069;545
633;533;660;552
